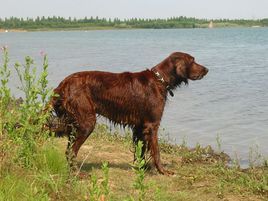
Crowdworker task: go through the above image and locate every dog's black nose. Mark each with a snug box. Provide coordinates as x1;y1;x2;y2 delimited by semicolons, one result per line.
204;67;209;74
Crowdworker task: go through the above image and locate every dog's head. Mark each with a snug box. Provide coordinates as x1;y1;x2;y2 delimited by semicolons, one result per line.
170;52;208;81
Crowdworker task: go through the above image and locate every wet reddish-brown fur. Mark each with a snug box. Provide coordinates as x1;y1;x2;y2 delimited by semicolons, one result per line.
52;52;208;175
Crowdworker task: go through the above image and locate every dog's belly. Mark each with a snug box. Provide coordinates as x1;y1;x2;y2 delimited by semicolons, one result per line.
95;102;146;126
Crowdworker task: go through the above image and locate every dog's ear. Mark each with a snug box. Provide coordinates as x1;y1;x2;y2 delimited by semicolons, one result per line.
170;53;180;63
175;60;187;78
169;53;187;78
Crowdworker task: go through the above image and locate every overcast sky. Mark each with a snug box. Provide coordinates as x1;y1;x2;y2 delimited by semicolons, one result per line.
0;0;267;19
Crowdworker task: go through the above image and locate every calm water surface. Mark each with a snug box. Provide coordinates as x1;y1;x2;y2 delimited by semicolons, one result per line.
1;28;268;165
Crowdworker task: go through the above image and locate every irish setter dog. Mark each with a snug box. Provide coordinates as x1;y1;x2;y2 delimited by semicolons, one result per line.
51;52;208;175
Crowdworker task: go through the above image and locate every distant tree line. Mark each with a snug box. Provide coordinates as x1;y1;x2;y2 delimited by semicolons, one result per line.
0;16;267;30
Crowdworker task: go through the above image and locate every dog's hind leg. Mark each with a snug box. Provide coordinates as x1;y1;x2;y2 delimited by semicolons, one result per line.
72;115;96;156
63;92;96;171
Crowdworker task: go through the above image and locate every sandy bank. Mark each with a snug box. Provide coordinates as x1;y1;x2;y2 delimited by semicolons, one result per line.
0;29;27;33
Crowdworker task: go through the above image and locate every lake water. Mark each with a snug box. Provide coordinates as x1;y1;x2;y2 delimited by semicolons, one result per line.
1;28;268;165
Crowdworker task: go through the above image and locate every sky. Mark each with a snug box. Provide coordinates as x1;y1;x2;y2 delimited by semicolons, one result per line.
0;0;267;20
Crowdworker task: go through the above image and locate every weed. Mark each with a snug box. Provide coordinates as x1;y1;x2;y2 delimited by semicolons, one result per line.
89;173;102;201
101;161;110;197
181;136;187;148
248;143;262;168
0;46;11;136
232;151;241;169
216;134;222;153
264;159;268;167
87;161;111;201
132;141;148;201
12;54;53;167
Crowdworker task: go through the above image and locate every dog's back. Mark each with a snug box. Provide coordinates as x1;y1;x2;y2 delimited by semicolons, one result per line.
52;70;165;127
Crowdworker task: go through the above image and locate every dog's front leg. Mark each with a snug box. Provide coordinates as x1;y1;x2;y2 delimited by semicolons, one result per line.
144;122;174;175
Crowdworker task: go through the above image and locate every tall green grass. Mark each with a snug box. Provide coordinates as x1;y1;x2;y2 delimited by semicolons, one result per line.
0;48;60;200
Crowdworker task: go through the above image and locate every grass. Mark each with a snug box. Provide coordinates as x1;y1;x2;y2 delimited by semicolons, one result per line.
5;128;263;201
1;49;268;200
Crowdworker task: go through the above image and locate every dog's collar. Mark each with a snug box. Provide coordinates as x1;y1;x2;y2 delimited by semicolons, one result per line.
151;70;174;97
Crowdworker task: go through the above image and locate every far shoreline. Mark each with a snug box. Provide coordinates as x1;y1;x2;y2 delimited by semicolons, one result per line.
0;26;266;33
